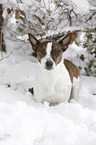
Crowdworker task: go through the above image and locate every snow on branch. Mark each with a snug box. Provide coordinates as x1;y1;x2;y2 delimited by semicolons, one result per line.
0;0;95;40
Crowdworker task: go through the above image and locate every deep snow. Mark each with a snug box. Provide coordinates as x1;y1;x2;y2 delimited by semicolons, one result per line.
0;39;96;145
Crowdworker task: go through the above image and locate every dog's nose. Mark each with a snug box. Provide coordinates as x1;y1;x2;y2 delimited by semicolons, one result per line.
45;60;53;69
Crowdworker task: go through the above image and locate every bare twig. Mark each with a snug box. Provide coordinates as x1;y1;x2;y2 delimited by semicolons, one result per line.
0;47;15;61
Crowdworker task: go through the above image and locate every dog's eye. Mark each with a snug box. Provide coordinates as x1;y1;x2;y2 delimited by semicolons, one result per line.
39;49;46;55
53;50;60;56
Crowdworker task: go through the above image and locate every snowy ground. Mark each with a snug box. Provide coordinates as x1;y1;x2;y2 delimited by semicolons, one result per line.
0;40;96;145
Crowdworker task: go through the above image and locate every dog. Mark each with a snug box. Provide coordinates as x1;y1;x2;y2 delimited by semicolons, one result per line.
28;33;80;104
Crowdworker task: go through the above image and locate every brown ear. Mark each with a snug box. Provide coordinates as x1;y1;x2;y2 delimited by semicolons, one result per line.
58;33;72;51
28;33;40;52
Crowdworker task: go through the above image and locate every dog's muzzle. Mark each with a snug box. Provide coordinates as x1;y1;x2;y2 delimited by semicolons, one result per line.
45;60;53;70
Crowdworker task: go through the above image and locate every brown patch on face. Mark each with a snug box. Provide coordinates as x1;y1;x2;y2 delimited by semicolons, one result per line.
51;42;63;65
64;59;79;83
37;42;47;63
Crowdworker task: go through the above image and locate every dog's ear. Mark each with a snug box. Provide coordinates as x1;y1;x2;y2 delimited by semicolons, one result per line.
28;33;40;52
58;33;72;52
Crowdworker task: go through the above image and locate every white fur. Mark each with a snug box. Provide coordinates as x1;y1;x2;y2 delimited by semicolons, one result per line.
33;59;74;104
46;42;52;56
72;77;81;101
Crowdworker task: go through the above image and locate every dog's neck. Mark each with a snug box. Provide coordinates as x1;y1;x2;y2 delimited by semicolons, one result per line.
38;58;64;75
37;59;66;91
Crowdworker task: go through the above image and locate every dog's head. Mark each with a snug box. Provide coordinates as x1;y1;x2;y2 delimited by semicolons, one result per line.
28;33;72;71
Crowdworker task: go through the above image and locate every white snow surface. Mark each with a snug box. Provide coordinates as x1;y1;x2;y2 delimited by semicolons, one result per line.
0;40;96;145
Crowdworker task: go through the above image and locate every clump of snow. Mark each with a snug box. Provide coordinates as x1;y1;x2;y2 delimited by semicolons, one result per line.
0;37;96;145
17;34;28;42
71;0;90;14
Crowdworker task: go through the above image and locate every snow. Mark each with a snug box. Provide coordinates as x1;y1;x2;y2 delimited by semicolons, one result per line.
71;0;90;14
0;38;96;145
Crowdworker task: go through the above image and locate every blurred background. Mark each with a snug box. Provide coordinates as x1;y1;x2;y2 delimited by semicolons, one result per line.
0;0;96;76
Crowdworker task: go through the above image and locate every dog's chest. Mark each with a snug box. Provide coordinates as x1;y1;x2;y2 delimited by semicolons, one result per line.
34;63;72;103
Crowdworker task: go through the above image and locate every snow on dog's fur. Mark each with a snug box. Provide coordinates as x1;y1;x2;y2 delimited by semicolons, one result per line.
28;33;80;104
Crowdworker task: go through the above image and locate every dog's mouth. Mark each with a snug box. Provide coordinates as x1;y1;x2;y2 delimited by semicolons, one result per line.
45;67;53;71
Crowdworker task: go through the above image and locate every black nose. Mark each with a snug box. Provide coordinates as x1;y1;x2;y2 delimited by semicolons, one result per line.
45;60;53;69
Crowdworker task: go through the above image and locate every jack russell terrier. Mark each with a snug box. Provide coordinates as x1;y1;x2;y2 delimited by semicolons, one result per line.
28;33;80;104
